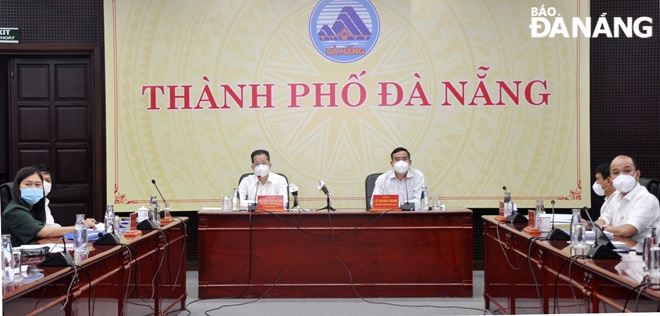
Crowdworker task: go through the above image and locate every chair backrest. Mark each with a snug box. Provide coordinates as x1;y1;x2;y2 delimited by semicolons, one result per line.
639;177;660;199
364;173;382;211
238;173;290;209
0;182;14;213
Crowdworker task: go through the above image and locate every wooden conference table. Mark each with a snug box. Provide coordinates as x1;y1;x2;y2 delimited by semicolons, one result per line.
2;217;188;316
198;209;473;298
483;215;660;314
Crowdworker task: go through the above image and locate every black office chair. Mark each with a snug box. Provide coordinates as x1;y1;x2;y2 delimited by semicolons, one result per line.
364;173;382;211
238;173;290;209
0;182;14;213
639;177;660;199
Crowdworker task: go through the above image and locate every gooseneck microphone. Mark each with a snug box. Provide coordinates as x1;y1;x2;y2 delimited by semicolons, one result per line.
40;236;74;267
151;179;167;204
546;199;569;240
289;183;299;208
551;200;556;229
581;206;620;258
248;177;260;212
400;175;414;211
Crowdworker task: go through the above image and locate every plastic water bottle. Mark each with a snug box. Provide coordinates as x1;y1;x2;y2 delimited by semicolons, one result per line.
643;227;657;273
503;193;513;217
74;214;88;254
149;196;160;227
569;209;581;243
222;196;231;212
1;234;14;284
104;204;115;234
535;200;545;228
232;188;240;211
421;186;429;211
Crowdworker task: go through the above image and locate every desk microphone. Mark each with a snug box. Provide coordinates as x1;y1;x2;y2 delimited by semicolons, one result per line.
40;236;74;267
547;199;569;240
400;175;414;211
289;183;299;208
581;206;620;259
248;177;260;212
151;179;167;204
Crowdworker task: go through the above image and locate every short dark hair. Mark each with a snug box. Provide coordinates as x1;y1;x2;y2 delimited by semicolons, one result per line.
390;147;410;161
596;163;610;179
32;163;52;175
11;167;47;223
251;149;270;163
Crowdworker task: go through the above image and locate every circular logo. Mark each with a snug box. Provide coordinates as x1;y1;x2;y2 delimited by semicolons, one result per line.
309;0;380;63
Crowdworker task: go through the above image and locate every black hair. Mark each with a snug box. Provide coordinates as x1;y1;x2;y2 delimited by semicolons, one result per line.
251;149;270;163
390;147;411;161
596;163;610;179
32;163;52;176
11;167;47;223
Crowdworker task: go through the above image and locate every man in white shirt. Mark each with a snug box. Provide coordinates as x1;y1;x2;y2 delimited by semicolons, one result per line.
593;162;618;221
371;147;425;210
596;155;660;244
238;149;289;209
33;163;61;227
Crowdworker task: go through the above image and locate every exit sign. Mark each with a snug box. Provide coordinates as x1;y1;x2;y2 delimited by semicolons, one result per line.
0;28;19;43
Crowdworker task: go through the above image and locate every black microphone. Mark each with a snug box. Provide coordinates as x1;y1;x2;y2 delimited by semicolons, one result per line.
581;206;620;258
546;199;569;240
40;235;74;267
551;200;556;229
151;179;167;204
248;177;260;212
400;175;414;211
289;183;299;208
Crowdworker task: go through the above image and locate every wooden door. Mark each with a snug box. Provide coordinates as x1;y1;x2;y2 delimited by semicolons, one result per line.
9;56;93;225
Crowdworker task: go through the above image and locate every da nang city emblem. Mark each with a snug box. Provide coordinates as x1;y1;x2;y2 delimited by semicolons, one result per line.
309;0;380;63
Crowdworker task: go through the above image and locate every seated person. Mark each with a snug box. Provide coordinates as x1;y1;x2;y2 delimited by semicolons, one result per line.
238;149;288;209
1;167;96;246
592;162;617;224
371;147;425;210
595;155;660;244
32;163;60;227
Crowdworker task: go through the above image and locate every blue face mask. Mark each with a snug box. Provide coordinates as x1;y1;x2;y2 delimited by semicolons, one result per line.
21;188;44;205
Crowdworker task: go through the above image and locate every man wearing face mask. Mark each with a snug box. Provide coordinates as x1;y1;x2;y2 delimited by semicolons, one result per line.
371;147;425;210
592;163;617;222
238;149;289;209
32;163;61;227
595;155;660;244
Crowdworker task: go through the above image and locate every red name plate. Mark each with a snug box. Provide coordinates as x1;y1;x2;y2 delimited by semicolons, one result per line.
257;195;285;212
371;194;399;211
130;213;137;231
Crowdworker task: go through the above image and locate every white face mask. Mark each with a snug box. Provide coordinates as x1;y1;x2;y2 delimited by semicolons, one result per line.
43;181;52;196
254;164;270;178
393;160;409;175
613;173;637;194
592;181;605;196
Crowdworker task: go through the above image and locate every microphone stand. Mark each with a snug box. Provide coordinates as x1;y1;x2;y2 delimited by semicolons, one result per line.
547;199;570;240
400;175;414;211
317;194;335;212
581;206;620;259
248;178;260;212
